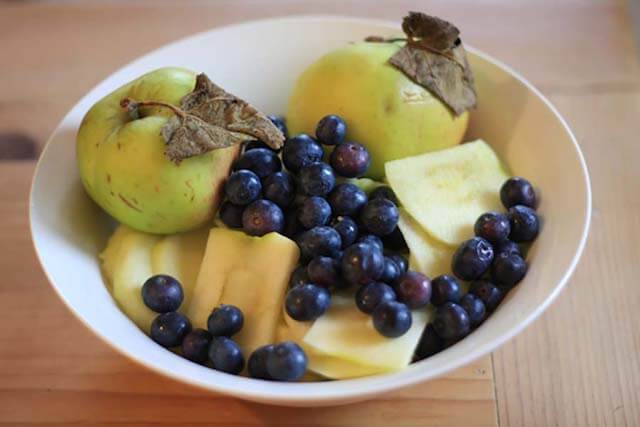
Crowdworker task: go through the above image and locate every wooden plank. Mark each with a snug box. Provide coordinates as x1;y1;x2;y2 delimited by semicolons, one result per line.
0;162;496;426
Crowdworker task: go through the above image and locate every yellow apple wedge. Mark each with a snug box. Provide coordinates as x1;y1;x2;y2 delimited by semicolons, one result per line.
99;225;133;288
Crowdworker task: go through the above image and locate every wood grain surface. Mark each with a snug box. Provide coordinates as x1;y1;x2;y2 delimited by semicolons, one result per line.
1;0;639;425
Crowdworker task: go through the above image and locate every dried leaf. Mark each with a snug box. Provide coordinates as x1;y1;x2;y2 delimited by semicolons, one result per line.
386;12;477;116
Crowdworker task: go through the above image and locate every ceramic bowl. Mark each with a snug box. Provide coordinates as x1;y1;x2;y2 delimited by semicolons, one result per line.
30;16;591;406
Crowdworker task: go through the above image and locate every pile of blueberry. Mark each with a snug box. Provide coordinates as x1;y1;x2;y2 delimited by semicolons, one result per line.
141;274;308;381
415;177;540;360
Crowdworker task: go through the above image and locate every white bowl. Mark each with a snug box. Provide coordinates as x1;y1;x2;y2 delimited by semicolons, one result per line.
30;16;591;406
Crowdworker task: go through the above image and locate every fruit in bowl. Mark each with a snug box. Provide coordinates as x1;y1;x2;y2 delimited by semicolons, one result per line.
30;12;590;406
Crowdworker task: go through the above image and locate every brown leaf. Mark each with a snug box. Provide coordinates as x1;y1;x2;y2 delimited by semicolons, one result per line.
386;12;477;116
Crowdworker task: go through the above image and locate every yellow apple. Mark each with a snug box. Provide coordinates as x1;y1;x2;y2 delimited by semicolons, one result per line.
287;42;469;179
77;67;240;234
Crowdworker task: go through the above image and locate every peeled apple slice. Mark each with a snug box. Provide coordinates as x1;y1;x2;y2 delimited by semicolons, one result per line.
111;230;161;331
187;229;299;357
303;294;431;372
99;225;133;287
150;228;208;311
386;140;510;246
397;208;455;278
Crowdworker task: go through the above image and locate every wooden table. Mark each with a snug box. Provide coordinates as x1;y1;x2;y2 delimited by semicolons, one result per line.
1;1;638;425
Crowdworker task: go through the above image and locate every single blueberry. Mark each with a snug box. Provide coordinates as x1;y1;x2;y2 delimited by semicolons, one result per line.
430;275;462;306
142;274;184;313
181;328;212;364
207;304;244;337
459;293;486;328
316;114;347;146
307;256;341;288
263;171;296;208
330;216;359;248
265;341;308;382
297;196;332;229
355;282;396;314
432;302;470;340
282;134;324;173
285;284;331;321
451;237;494;281
208;336;244;375
296;226;342;260
341;242;385;285
330;141;371;178
219;201;245;229
394;271;432;309
248;344;275;379
327;183;367;216
299;162;336;196
501;177;537;209
372;301;412;338
242;199;285;236
474;212;511;244
359;198;399;236
225;170;262;206
508;205;540;242
233;148;282;179
491;252;527;288
150;312;192;348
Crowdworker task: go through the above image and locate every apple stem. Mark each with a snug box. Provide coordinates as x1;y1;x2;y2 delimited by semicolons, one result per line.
120;98;186;119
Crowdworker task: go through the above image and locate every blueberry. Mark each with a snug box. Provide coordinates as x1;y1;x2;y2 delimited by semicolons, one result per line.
289;265;310;289
150;312;192;348
451;237;494;281
315;114;347;146
207;304;244;337
356;234;384;252
297;196;332;229
394;271;432;309
296;226;342;260
459;294;486;328
330;141;371;178
501;177;536;209
243;140;273;152
282;134;324;173
414;324;444;361
469;280;503;312
242;199;284;236
494;240;522;258
330;216;359;248
474;212;511;244
380;256;402;284
181;328;212;363
360;198;399;236
263;171;296;208
388;254;408;274
285;284;331;321
372;301;412;338
268;115;289;140
307;256;341;288
433;302;470;340
248;344;275;379
430;275;462;306
208;336;244;375
299;162;336;196
142;275;184;313
266;341;308;382
219;201;244;229
355;282;396;314
327;183;367;216
234;148;282;179
341;242;385;285
225;170;262;206
491;252;527;288
369;186;399;205
508;205;540;242
382;227;408;251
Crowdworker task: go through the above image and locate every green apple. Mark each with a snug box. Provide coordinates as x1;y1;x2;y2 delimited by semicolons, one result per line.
287;42;469;179
77;67;240;234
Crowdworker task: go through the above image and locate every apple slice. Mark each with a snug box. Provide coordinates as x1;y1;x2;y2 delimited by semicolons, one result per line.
187;229;299;357
397;208;455;278
386;140;510;246
111;231;161;331
303;294;431;372
150;228;208;311
99;225;133;288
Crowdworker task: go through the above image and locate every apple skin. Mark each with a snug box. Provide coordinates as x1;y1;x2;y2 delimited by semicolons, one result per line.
287;42;469;179
77;67;240;234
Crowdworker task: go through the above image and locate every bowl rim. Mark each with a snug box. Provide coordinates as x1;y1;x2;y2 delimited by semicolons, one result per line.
29;14;592;405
